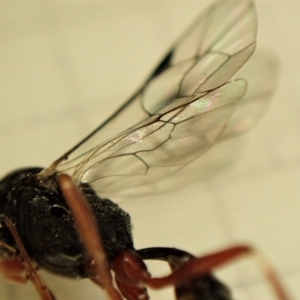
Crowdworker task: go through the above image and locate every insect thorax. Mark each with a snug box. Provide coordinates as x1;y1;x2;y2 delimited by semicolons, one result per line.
0;168;134;278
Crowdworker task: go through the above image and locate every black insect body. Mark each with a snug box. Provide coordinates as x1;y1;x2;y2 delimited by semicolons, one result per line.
0;1;290;300
0;168;133;278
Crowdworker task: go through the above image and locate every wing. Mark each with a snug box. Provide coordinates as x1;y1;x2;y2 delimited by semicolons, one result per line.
140;50;279;197
41;0;258;197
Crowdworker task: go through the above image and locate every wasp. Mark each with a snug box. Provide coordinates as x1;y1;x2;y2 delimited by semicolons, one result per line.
0;0;290;299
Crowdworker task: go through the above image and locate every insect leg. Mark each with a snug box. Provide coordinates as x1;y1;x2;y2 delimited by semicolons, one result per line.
112;250;150;300
138;247;231;300
0;240;28;284
1;217;56;300
138;245;290;300
58;174;122;300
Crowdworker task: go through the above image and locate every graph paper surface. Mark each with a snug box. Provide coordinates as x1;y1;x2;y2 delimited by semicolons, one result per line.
0;1;298;299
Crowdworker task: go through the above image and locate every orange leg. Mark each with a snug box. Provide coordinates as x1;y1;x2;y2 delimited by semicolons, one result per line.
58;174;122;300
142;245;291;300
0;240;27;284
1;218;55;300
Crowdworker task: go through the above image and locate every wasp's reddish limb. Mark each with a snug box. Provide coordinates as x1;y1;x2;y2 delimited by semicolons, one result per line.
138;247;231;300
0;218;56;300
112;250;150;300
113;245;291;300
0;241;27;285
58;174;122;300
141;245;290;300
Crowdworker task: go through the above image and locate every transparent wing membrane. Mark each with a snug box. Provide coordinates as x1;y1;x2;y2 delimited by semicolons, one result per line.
41;0;276;197
77;80;246;196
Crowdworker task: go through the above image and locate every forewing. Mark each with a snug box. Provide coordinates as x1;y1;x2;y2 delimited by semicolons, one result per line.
138;51;279;196
49;0;258;197
75;79;247;197
142;0;256;114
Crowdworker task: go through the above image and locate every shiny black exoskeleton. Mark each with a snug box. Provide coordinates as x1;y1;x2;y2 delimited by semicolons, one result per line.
0;168;134;278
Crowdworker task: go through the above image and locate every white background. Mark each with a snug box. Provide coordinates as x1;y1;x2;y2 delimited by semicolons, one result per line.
0;1;299;299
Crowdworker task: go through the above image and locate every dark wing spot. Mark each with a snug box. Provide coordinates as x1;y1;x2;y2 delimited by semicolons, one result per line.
150;50;174;79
